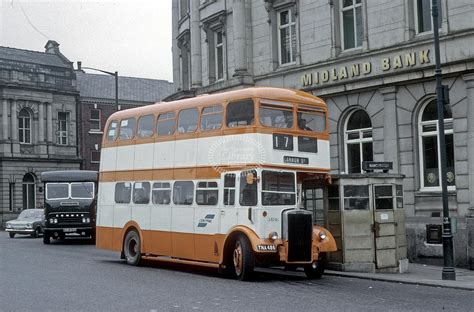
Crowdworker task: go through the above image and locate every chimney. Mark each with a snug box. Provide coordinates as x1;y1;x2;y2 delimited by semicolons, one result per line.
44;40;60;54
77;61;82;71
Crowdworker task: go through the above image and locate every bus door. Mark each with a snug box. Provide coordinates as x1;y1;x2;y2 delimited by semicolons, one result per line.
194;180;220;262
219;173;238;233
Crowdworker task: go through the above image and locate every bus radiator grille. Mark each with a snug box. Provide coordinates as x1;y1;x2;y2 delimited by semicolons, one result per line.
287;213;313;262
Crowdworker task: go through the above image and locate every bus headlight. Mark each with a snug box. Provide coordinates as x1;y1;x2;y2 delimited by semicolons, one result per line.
319;231;327;240
269;231;278;241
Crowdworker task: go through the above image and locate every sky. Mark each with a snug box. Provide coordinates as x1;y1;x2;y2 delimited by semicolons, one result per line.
0;0;173;81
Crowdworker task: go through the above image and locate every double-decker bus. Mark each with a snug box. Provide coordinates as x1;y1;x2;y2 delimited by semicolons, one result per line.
96;87;337;280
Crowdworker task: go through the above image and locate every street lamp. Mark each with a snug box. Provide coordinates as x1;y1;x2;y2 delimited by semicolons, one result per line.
431;0;456;280
78;63;119;110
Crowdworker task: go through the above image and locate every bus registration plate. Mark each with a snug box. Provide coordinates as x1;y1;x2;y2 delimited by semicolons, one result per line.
284;156;309;165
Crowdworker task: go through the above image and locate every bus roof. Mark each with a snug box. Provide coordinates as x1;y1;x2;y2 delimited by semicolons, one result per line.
41;170;98;182
107;87;325;121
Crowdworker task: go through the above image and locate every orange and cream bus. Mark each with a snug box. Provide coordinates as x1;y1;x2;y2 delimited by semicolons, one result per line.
96;87;337;280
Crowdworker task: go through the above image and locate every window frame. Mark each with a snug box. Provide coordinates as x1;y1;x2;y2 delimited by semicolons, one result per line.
151;182;172;205
118;117;136;141
132;182;151;205
157;112;176;136
177;108;199;134
414;0;442;35
137;114;155;138
201;105;223;131
226;99;255;128
340;0;363;51
18;109;32;144
90;108;101;132
223;173;236;206
418;100;455;192
106;120;118;142
90;150;101;164
173;181;195;205
57;112;69;145
114;182;132;204
277;7;297;66
344;109;373;174
196;181;219;206
214;29;225;81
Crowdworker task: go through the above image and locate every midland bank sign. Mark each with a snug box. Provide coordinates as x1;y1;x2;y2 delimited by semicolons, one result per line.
300;49;431;87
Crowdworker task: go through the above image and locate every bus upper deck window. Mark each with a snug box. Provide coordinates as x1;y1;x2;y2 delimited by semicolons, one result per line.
297;106;326;132
137;114;155;138
106;120;118;142
157;112;176;136
226;99;254;127
178;108;198;133
118;117;136;140
259;100;293;129
201;105;223;131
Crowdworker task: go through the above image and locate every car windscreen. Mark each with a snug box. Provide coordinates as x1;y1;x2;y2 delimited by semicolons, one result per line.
18;209;43;220
46;183;69;200
71;182;95;199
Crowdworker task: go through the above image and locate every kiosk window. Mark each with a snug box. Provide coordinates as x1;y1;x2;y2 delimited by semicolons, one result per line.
343;185;369;210
157;112;176;135
115;182;131;204
133;182;150;204
226;99;254;127
119;118;136;140
196;181;219;205
178;108;198;133
240;170;257;206
224;174;236;206
137;115;155;138
173;181;194;205
374;185;393;210
107;120;118;142
152;182;171;205
201;105;223;131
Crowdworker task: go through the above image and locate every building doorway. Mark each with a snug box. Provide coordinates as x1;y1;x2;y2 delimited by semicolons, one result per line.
22;173;36;209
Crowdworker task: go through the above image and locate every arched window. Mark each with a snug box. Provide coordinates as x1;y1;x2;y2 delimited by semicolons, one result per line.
344;109;373;173
18;109;31;144
22;173;36;209
418;100;455;189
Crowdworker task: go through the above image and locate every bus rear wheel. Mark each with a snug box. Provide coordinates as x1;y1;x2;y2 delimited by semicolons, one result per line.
232;235;254;281
123;230;141;266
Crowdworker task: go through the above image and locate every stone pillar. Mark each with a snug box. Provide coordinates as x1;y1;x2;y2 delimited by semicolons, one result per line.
380;86;399;173
46;102;54;155
38;102;47;155
1;99;10;155
171;0;180;92
233;0;248;76
10;99;19;154
190;0;202;88
463;74;474;269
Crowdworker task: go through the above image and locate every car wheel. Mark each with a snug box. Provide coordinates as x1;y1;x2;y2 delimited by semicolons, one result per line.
43;232;51;244
232;234;255;281
123;230;141;266
304;258;326;279
9;233;15;239
32;227;40;238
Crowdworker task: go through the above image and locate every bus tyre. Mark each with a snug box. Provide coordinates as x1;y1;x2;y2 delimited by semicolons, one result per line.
123;230;141;266
232;235;255;281
43;232;50;244
304;259;326;279
9;233;15;238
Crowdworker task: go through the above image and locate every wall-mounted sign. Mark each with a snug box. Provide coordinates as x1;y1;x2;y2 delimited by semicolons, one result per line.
301;49;431;87
362;161;393;171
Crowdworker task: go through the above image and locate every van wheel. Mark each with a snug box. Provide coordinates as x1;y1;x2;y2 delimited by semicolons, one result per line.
232;234;254;281
43;232;50;244
9;233;15;238
123;230;141;266
304;259;326;279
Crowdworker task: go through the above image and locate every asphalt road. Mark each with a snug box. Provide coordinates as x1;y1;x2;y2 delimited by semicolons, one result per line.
0;233;473;312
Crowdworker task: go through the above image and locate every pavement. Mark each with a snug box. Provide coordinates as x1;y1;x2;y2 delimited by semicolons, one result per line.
325;263;474;291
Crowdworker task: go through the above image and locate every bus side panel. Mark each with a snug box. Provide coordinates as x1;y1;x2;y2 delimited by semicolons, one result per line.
116;145;134;172
171;205;195;259
149;203;172;256
96;182;116;250
134;143;154;170
100;147;117;172
174;139;197;169
194;206;220;262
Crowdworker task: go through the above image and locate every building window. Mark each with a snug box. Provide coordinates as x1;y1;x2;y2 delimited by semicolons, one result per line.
415;0;442;34
418;100;454;190
214;30;225;81
90;109;101;131
91;150;100;163
9;183;15;211
22;173;36;209
341;0;363;50
18;109;31;144
57;112;69;145
277;8;296;65
345;110;373;174
179;0;189;19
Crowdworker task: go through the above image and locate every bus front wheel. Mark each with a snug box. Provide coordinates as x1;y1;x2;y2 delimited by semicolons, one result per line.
123;230;141;266
304;258;326;279
232;234;255;281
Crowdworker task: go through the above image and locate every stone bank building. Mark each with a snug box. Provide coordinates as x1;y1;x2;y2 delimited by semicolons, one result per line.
0;41;81;224
169;0;474;268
